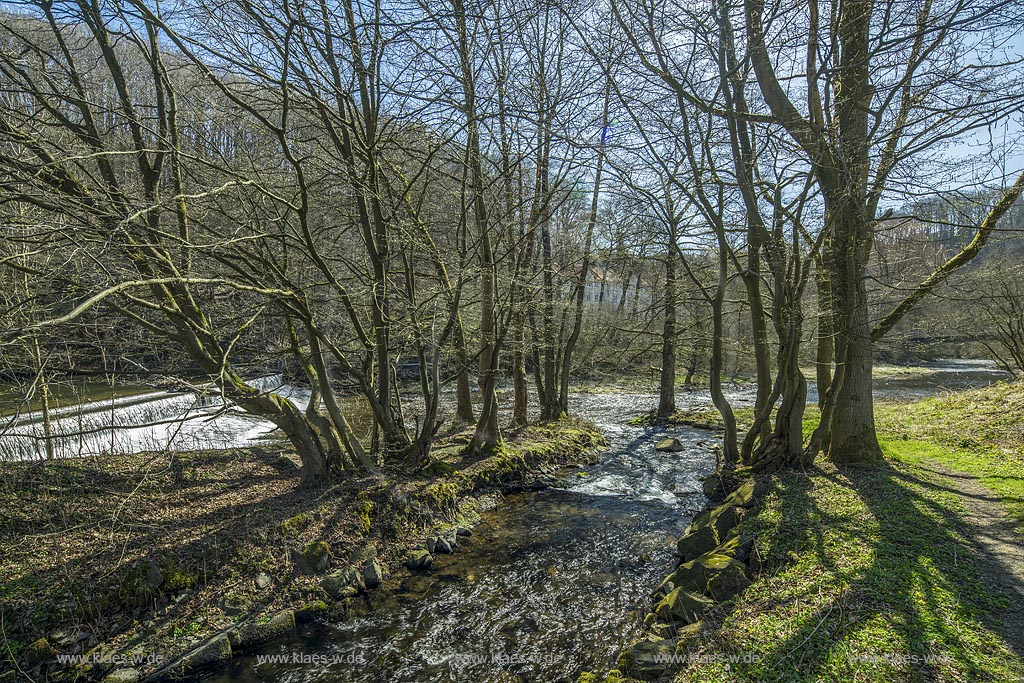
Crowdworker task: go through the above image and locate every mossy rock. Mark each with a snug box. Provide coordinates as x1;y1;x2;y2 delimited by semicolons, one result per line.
676;504;742;561
295;600;329;623
22;637;54;668
321;568;364;599
298;541;332;573
674;622;702;648
161;634;232;678
101;668;141;683
354;498;374;533
227;610;296;652
702;473;727;500
723;479;760;508
406;549;433;570
675;524;718;563
655;437;684;452
161;563;199;591
706;559;752;601
422;457;458;477
654;551;750;599
652;587;714;625
618;637;678;680
714;528;753;564
278;511;313;536
362;559;385;589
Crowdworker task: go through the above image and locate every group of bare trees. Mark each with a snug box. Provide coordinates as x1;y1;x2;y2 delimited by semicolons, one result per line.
1;0;1022;484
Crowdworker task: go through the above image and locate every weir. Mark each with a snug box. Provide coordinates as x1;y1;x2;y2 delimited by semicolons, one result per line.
0;375;305;461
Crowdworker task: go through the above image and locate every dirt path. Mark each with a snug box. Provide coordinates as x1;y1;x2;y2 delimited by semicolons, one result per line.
919;460;1024;657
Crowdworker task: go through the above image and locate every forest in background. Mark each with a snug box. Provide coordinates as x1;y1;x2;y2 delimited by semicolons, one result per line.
1;0;1023;482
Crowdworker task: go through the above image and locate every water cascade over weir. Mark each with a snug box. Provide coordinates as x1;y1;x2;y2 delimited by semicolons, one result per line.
0;375;307;461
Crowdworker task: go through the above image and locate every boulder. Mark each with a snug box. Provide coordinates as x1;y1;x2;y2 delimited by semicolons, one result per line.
724;479;758;508
406;549;433;570
295;601;329;623
645;620;702;645
221;595;247;616
321;568;364;599
171;634;232;675
101;669;141;683
22;638;54;668
455;527;473;537
675;525;718;564
676;504;742;561
294;541;332;574
706;560;752;601
618;638;678;680
255;572;273;590
715;530;753;564
362;560;385;589
227;610;296;651
346;544;376;566
652;587;714;625
655;437;685;452
702;473;726;501
654;551;750;599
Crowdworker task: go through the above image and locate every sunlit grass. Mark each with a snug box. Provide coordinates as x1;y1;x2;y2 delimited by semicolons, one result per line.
662;381;1024;682
671;457;1021;682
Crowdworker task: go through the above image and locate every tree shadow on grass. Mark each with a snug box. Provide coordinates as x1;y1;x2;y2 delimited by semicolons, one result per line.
695;460;1024;682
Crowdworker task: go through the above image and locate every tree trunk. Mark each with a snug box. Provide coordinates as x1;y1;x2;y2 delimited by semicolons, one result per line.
711;237;740;464
657;240;678;419
815;257;834;410
454;321;475;423
820;204;882;464
511;306;528;428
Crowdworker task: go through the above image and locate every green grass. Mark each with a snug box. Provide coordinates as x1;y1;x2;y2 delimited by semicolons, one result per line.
671;457;1020;682
875;382;1024;529
660;381;1024;682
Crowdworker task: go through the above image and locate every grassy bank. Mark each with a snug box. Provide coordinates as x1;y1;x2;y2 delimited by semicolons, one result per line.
0;418;605;681
616;381;1024;683
875;382;1024;529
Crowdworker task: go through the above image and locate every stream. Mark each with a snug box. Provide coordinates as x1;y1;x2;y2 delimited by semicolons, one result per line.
199;391;720;683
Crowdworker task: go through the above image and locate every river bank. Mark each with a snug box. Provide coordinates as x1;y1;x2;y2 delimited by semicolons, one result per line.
599;379;1024;682
0;419;606;682
2;362;1015;683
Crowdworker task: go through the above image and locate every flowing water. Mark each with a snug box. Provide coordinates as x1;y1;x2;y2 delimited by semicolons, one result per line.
193;359;1011;683
0;376;310;461
199;392;720;683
